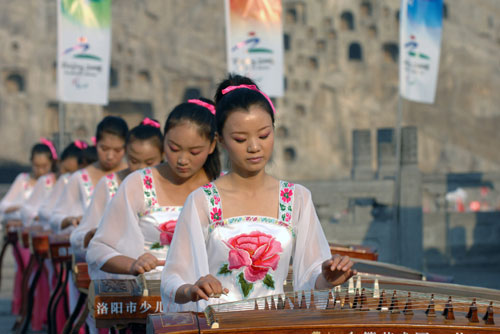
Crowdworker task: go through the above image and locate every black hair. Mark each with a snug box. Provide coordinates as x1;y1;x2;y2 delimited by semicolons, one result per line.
79;146;98;166
31;142;57;171
95;115;129;143
127;119;164;153
164;98;220;180
214;74;275;135
60;142;86;162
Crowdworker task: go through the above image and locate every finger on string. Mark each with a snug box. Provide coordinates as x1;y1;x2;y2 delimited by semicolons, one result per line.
195;286;209;301
156;260;166;266
200;282;214;297
330;257;342;271
338;257;351;271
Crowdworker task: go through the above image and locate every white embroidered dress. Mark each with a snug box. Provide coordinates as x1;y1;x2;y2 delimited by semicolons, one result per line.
0;173;35;222
87;167;182;279
160;181;332;312
70;172;120;261
20;173;57;226
50;169;95;234
38;173;70;229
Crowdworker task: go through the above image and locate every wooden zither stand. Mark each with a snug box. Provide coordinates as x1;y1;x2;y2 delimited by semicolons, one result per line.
147;274;499;334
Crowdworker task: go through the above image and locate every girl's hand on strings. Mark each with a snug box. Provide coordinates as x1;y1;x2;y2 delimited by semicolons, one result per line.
321;254;356;286
188;275;229;302
129;253;165;275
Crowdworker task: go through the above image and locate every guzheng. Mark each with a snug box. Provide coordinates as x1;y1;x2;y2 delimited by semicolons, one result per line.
147;274;499;334
93;272;163;328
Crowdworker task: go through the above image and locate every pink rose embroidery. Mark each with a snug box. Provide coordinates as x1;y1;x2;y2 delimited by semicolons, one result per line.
285;212;291;222
224;231;282;282
145;168;152;174
211;207;222;221
213;195;220;205
143;176;153;189
280;188;293;203
158;220;177;246
203;183;213;189
82;173;89;182
106;174;114;180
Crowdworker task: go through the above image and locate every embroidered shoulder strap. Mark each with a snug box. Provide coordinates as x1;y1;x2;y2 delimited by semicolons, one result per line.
21;173;30;191
140;167;159;208
80;169;94;205
202;183;222;223
105;173;119;198
44;173;56;190
278;181;295;225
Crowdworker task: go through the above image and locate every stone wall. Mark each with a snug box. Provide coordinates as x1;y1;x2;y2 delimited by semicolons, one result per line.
1;0;499;180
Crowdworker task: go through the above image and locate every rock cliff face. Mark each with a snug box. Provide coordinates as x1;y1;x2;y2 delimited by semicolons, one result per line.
1;0;499;180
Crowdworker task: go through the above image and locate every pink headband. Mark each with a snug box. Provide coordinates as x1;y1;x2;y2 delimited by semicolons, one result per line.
142;117;161;128
40;137;58;160
188;99;216;115
74;140;88;150
91;136;97;145
221;84;276;114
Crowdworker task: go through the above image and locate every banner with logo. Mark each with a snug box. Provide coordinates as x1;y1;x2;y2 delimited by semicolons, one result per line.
57;0;111;105
225;0;284;97
399;0;443;104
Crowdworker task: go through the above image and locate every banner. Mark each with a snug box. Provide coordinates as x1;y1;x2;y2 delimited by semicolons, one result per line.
225;0;284;97
399;0;443;104
57;0;111;105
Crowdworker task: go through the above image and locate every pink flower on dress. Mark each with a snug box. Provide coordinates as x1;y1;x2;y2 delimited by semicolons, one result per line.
45;177;52;185
203;183;213;189
143;176;153;189
150;197;158;206
82;173;89;182
158;220;177;246
106;174;114;180
224;231;282;282
213;195;220;205
285;212;291;222
280;188;293;203
211;207;222;221
145;168;152;174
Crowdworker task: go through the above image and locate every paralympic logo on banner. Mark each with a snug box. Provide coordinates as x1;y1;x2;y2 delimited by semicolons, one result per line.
231;31;275;73
61;36;103;89
399;0;443;104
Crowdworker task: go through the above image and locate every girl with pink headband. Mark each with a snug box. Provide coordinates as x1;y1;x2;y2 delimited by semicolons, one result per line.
161;75;355;312
87;99;220;284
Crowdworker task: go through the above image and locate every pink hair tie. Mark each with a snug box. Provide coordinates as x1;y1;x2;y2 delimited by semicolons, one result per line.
39;137;58;160
74;140;88;150
188;99;216;115
142;117;161;128
91;136;97;145
221;84;276;114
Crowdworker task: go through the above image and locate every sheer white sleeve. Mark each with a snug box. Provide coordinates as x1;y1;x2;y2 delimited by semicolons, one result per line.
161;188;210;312
38;174;69;229
50;172;84;233
20;174;54;226
0;173;28;220
70;177;111;258
86;171;146;271
291;184;331;291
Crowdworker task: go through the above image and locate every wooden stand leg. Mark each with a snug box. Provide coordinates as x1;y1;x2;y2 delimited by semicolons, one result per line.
12;255;35;331
62;292;87;334
17;258;44;334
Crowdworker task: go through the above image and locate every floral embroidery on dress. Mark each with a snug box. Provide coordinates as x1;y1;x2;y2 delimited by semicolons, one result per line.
279;181;294;223
218;231;282;297
45;173;56;189
141;167;159;209
80;169;94;206
205;181;295;235
22;173;30;191
105;173;119;198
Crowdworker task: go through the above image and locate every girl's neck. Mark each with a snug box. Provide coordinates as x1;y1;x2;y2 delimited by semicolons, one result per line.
226;169;269;192
157;162;209;187
92;161;125;174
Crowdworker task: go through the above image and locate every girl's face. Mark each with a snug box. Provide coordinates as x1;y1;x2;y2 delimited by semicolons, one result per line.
126;140;163;172
59;157;79;174
164;121;215;179
31;153;53;178
96;133;125;171
220;105;274;176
